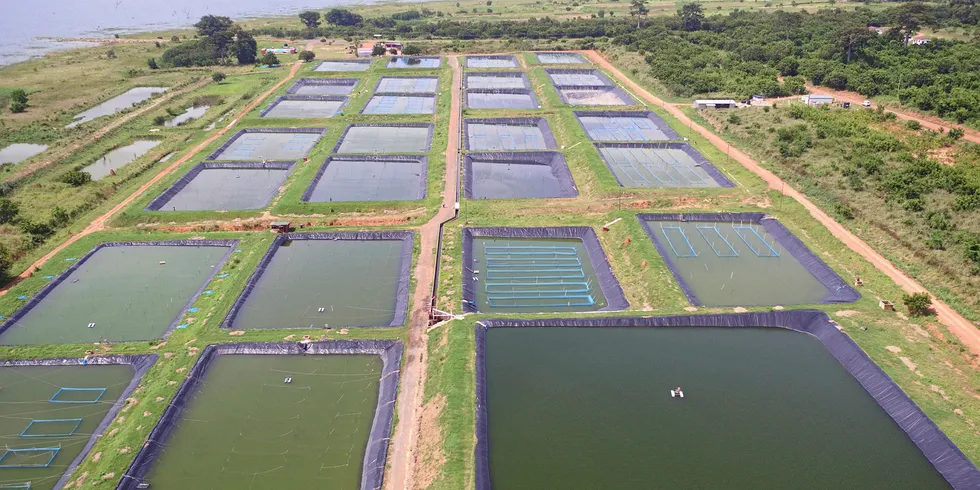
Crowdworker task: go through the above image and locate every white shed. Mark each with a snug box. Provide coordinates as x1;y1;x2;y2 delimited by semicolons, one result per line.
694;99;738;109
801;95;834;106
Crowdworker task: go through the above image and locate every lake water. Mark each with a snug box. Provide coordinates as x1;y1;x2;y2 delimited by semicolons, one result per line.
0;0;339;67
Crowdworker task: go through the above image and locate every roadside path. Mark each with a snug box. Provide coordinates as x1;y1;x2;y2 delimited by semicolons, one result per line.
386;56;462;490
0;61;303;295
585;49;980;355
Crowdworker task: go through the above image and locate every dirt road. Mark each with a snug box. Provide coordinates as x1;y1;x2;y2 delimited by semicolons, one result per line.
0;61;304;295
585;50;980;356
804;83;980;145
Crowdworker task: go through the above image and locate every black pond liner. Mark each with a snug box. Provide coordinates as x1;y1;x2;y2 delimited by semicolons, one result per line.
373;76;440;93
472;311;980;490
301;155;428;202
637;213;861;305
315;59;373;71
286;78;360;94
574;110;681;141
206;128;326;161
463;152;577;199
465;55;520;68
258;95;348;118
0;240;237;343
360;92;437;114
594;142;735;188
331;123;435;154
461;227;628;313
221;232;414;330
1;354;156;490
532;51;588;64
462;118;557;151
115;341;401;490
554;85;636;106
465;89;540;110
386;56;443;68
544;68;614;87
145;161;295;211
463;72;531;90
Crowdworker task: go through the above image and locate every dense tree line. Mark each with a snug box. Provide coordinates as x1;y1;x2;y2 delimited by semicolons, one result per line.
161;15;257;67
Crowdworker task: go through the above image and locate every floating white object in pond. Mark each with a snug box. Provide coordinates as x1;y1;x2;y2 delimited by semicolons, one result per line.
318;307;325;312
670;389;684;398
88;322;96;328
284;377;292;383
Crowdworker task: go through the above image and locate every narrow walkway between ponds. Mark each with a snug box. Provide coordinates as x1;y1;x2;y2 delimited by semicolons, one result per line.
386;55;463;490
0;60;305;296
584;49;980;356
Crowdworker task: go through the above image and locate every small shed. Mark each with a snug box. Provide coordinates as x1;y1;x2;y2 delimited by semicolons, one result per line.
801;95;834;106
695;99;737;109
271;221;291;233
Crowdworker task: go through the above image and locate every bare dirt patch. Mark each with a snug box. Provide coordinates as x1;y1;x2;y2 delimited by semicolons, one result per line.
886;345;902;353
413;393;448;490
835;310;860;317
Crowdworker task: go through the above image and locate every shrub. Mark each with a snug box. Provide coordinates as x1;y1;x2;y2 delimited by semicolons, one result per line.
212;72;226;82
171;35;180;42
727;114;742;125
372;44;386;56
259;52;280;66
60;170;92;187
9;101;27;113
948;128;965;140
905;120;921;131
389;48;398;55
902;292;932;317
147;58;159;69
0;199;19;224
153;115;167;125
299;50;315;62
402;45;422;55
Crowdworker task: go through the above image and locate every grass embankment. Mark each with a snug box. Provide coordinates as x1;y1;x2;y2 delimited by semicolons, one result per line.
417;51;980;490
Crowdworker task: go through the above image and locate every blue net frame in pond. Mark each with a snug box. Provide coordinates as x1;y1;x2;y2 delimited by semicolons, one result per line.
20;418;84;437
0;240;238;343
0;448;60;468
206;128;326;161
463;118;557;151
221;231;414;330
330;123;435;154
0;355;156;488
594;142;735;188
465;89;540;110
0;483;32;489
544;68;614;87
463;72;531;90
465;55;520;69
461;227;628;313
636;213;860;305
532;52;588;64
574;110;681;142
554;85;636;106
145;161;296;211
286;78;360;94
473;311;980;490
463;152;577;199
259;95;348;118
49;387;107;404
301;155;428;202
314;59;373;71
115;341;402;490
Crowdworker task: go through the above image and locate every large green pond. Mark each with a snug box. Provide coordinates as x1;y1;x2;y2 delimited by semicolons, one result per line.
232;240;406;329
143;355;380;489
485;327;949;489
471;238;607;313
0;364;135;490
0;245;230;345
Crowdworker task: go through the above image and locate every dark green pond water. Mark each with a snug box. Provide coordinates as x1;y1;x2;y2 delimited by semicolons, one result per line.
232;240;406;329
485;327;949;489
0;364;135;490
471;238;607;313
0;245;230;345
143;355;380;490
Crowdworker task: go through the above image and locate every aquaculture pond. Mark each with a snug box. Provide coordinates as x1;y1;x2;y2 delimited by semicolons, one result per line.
66;87;167;128
229;238;409;329
141;354;381;489
0;364;137;490
483;327;949;489
0;244;231;345
151;164;293;211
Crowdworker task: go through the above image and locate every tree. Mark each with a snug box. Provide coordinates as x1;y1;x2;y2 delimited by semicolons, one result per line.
402;45;422;55
299;50;316;62
325;9;363;26
299;11;322;29
0;243;11;281
147;58;159;69
372;44;387;56
389;48;399;55
259;52;280;66
678;2;704;31
194;15;234;38
170;35;180;43
896;10;922;47
212;72;226;82
902;292;932;316
836;25;873;64
233;30;257;64
0;199;19;225
630;0;649;28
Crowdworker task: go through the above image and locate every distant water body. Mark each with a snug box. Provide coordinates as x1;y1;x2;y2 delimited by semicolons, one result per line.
0;0;366;67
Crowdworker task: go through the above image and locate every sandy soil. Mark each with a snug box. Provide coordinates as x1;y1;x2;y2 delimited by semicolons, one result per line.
584;49;980;356
385;55;462;490
0;60;305;295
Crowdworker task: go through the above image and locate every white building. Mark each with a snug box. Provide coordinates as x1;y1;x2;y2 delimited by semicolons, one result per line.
694;99;737;109
801;95;834;106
